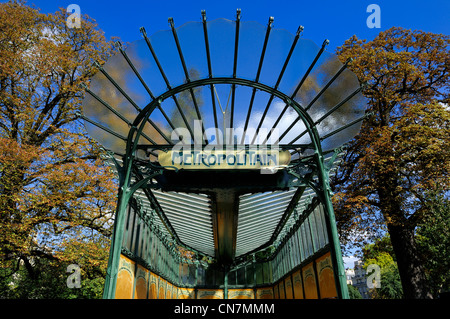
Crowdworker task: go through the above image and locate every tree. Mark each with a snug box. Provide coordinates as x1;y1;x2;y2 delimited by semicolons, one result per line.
0;1;117;297
347;284;362;299
333;27;450;299
362;236;403;299
415;191;450;297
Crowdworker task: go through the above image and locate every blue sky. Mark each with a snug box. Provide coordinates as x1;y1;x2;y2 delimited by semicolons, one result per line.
23;0;450;53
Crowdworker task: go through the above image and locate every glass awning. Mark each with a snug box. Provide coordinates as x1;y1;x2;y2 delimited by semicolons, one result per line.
83;11;366;267
81;15;366;159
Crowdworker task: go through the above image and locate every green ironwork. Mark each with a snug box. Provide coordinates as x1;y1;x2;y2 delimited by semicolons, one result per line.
80;11;367;300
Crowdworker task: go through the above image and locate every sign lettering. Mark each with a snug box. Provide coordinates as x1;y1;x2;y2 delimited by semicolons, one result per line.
158;149;291;170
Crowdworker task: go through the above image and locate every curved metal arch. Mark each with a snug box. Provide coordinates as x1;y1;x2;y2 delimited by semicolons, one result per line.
127;76;326;160
122;75;335;266
95;14;356;299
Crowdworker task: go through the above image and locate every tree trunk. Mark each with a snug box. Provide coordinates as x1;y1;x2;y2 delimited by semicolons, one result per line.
387;223;433;299
376;167;433;299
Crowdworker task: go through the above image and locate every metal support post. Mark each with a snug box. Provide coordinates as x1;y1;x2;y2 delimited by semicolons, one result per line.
315;152;349;299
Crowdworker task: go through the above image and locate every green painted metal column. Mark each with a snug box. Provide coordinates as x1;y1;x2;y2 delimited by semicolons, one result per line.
103;99;164;299
315;152;349;299
286;92;349;299
103;169;133;299
224;269;229;299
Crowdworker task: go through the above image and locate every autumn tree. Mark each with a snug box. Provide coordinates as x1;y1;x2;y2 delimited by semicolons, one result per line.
362;236;403;299
333;27;449;299
0;1;117;297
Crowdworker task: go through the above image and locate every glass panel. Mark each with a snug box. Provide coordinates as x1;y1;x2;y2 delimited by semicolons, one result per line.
283;242;289;274
143;226;149;261
246;264;254;286
308;213;318;253
132;217;141;255
296;227;306;264
121;204;131;249
258;27;295;88
188;264;197;285
137;221;144;258
177;21;209;81
205;267;215;286
237;266;246;285
263;262;270;284
82;56;140;155
288;237;295;270
129;206;138;252
208;18;235;78
285;245;290;274
159;241;166;274
228;269;237;286
273;255;278;282
153;235;159;271
82;121;126;156
293;231;301;266
235;21;266;81
300;223;310;259
280;247;285;278
268;261;273;283
160;244;165;275
148;229;154;266
102;48;151;115
126;38;167;98
215;269;224;286
255;263;263;285
197;265;205;286
319;204;330;244
280;246;286;276
289;233;296;268
166;89;207;137
291;237;296;269
149;28;186;90
314;205;326;249
307;59;366;151
181;263;189;285
304;218;313;257
278;38;324;96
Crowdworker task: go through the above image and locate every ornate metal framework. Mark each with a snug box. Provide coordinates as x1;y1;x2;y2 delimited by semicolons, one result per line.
80;10;368;299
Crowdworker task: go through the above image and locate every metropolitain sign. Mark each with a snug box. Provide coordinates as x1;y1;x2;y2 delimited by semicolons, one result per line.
158;149;291;170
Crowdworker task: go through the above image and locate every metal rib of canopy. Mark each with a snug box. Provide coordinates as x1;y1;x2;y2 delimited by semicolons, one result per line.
81;10;366;284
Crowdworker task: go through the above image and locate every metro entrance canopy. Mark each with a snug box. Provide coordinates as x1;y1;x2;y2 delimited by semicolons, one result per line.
80;10;367;299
